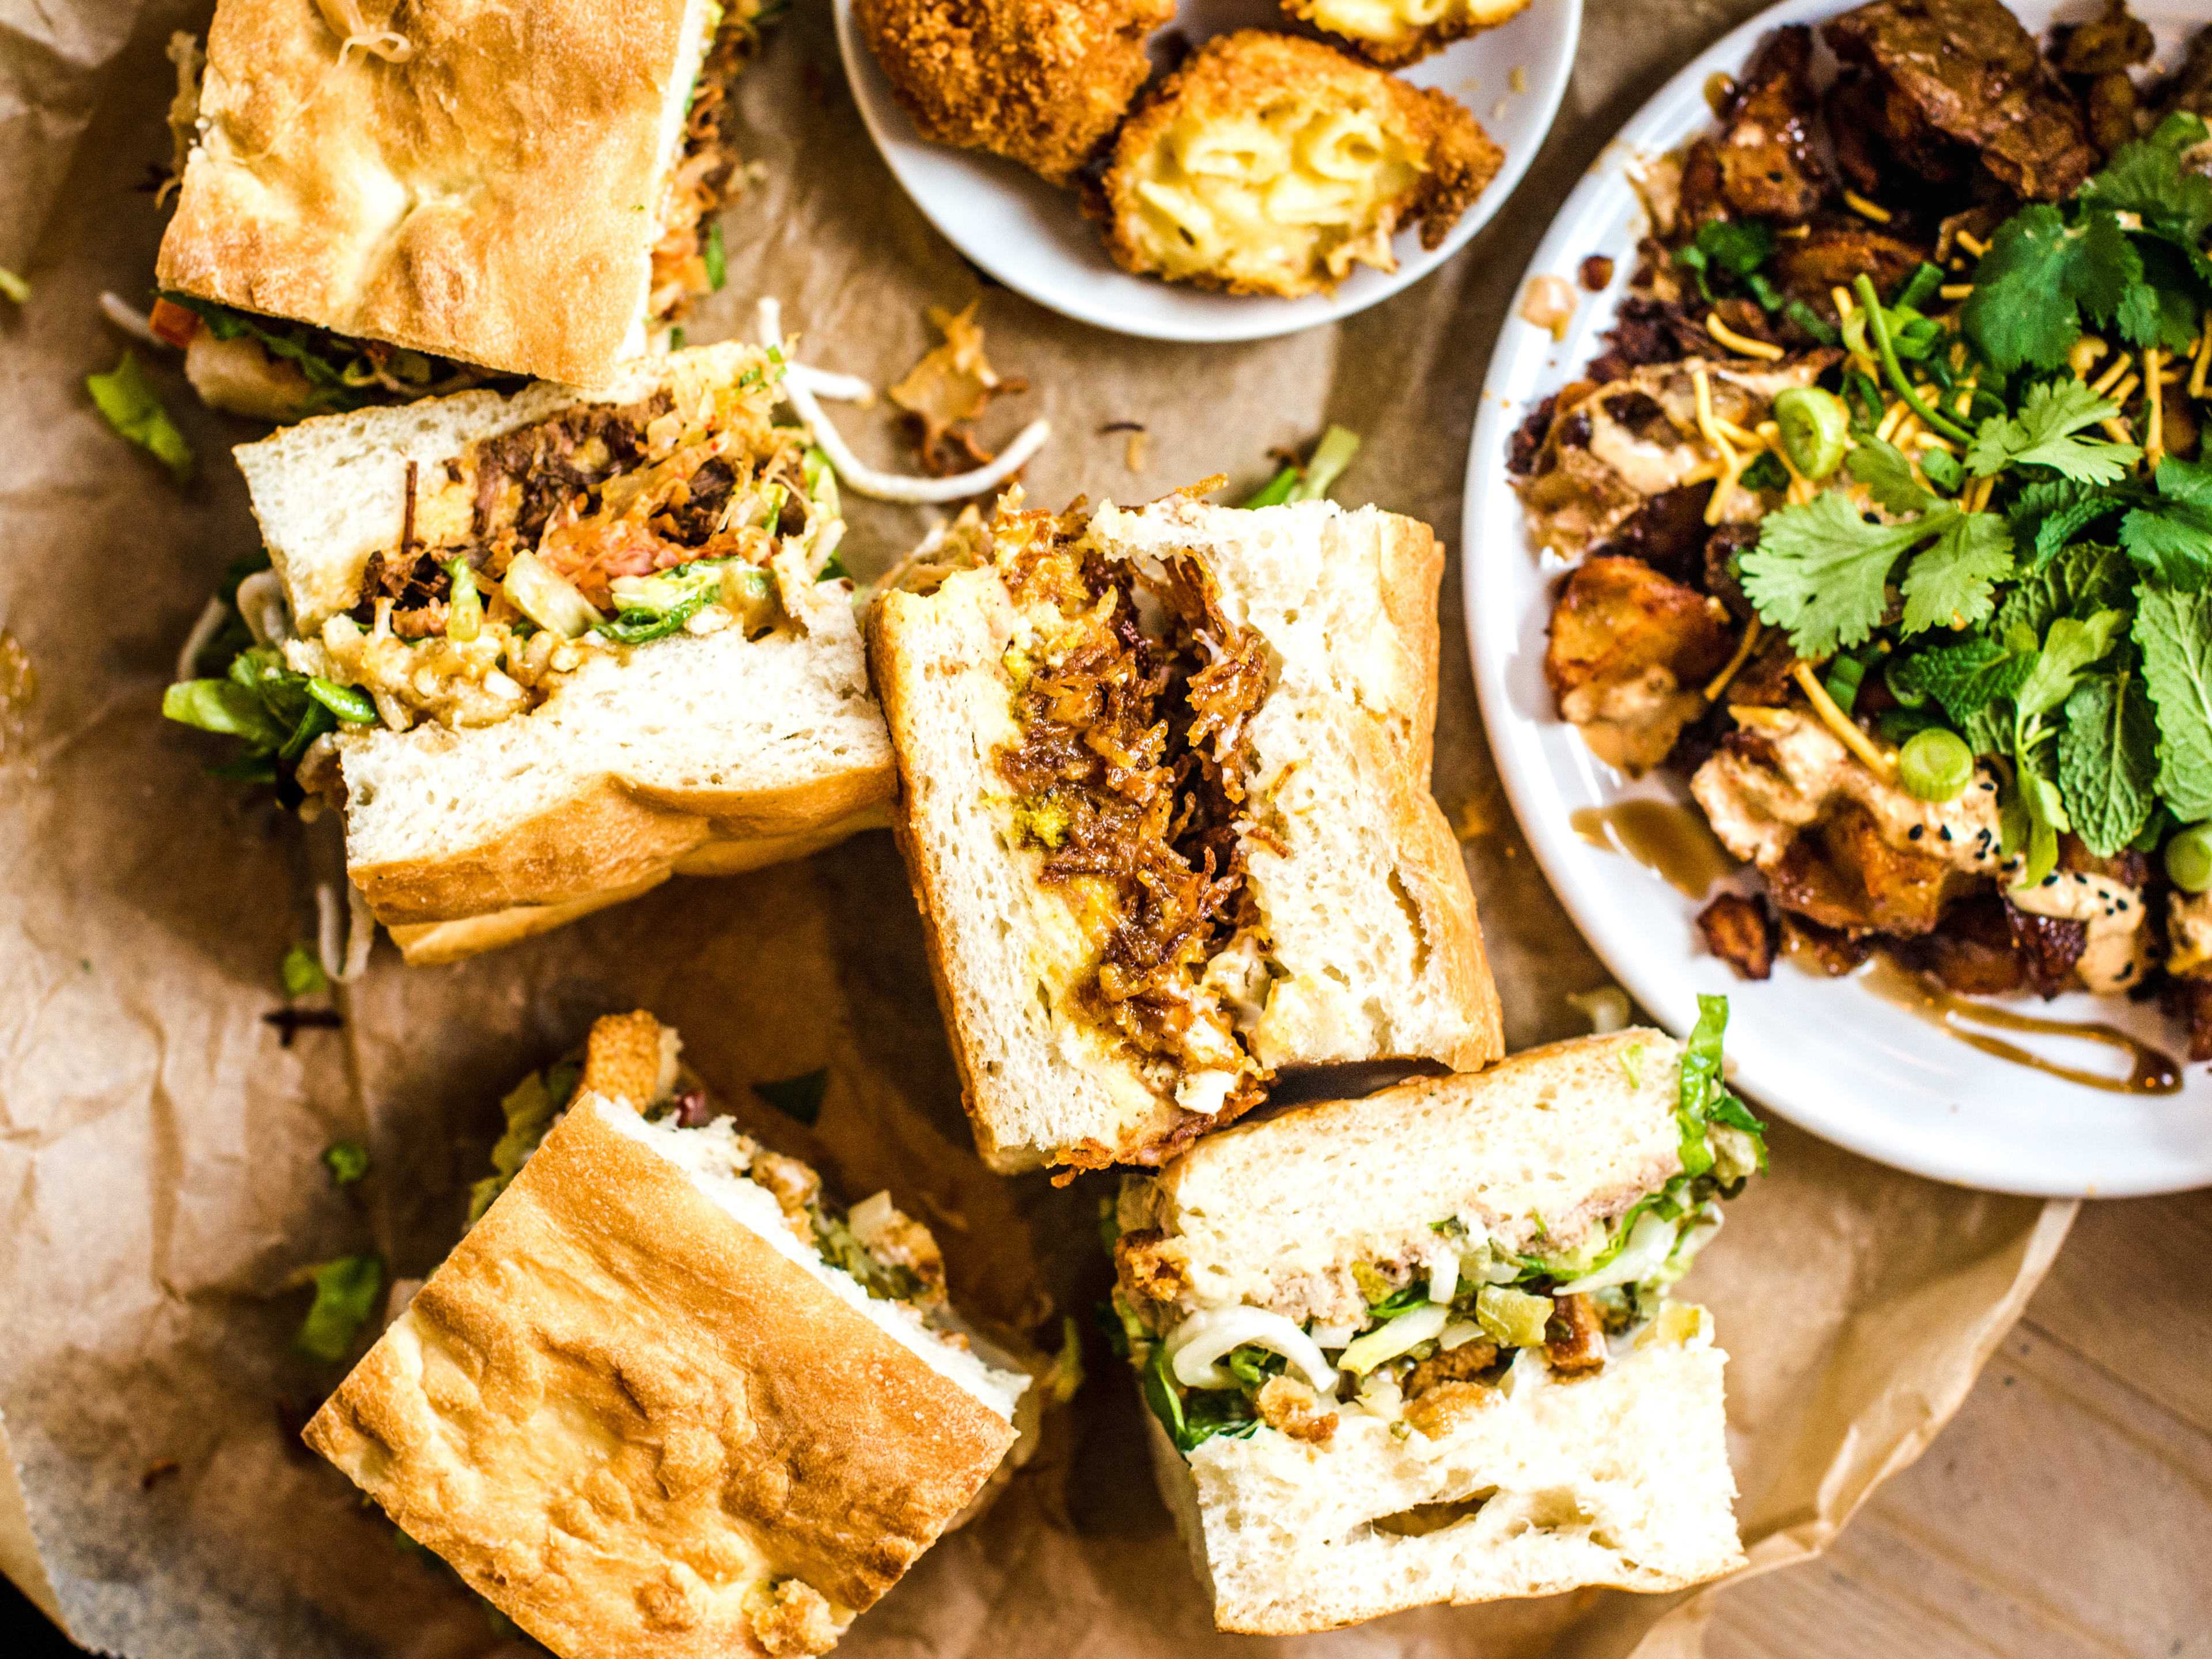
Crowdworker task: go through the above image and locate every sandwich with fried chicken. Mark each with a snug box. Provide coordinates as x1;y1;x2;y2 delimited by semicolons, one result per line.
1107;1000;1763;1631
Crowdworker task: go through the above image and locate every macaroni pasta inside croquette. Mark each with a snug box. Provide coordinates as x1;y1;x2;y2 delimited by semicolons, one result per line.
1291;0;1532;68
1101;32;1499;298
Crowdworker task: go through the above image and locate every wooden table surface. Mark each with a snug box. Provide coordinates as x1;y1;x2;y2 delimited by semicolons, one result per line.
1705;1191;2212;1656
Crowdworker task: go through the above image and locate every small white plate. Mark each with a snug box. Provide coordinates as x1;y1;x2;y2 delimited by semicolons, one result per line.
832;0;1581;342
1464;0;2212;1196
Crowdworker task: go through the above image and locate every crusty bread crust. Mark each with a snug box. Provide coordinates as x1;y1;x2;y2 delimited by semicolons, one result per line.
304;1097;1017;1658
869;496;1502;1171
157;0;710;387
1125;1031;1688;1325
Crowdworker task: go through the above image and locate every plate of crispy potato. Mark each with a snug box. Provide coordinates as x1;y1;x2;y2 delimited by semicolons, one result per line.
834;0;1580;340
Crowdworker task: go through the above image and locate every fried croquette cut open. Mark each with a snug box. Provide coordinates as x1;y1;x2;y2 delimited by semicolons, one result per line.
1096;32;1501;298
1285;0;1533;68
855;0;1176;187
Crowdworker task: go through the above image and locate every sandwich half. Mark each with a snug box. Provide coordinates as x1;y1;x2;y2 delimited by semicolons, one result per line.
153;0;771;418
868;490;1503;1173
1108;1005;1762;1632
164;341;894;964
306;1010;1029;1659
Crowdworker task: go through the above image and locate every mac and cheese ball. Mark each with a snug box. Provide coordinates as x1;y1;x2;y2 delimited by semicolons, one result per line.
1097;32;1501;297
1285;0;1532;69
855;0;1176;187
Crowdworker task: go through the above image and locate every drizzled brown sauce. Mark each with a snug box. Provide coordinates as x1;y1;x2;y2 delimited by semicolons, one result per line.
1571;800;1738;899
1861;955;2181;1096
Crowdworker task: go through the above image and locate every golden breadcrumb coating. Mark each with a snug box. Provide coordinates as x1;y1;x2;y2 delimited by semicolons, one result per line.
1096;31;1501;297
1283;0;1532;69
855;0;1176;186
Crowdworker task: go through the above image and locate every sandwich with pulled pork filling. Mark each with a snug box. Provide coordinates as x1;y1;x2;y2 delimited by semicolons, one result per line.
1108;1001;1762;1632
868;487;1503;1173
151;0;775;420
306;1012;1031;1659
163;342;894;964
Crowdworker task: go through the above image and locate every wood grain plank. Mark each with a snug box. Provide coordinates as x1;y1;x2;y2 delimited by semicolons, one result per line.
2022;1192;2212;1441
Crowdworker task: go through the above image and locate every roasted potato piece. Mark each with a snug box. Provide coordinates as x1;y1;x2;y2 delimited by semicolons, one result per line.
855;0;1176;186
1096;31;1500;297
1544;556;1732;777
1283;0;1531;69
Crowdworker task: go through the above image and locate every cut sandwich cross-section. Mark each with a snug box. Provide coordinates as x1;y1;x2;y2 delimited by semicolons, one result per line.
1107;1003;1763;1633
154;0;775;415
305;1011;1030;1659
163;342;896;964
869;488;1503;1173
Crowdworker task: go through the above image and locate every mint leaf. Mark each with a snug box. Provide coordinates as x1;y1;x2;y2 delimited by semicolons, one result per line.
1741;493;1930;658
2008;478;2127;566
1900;512;2014;635
1891;633;2036;724
2137;584;2212;819
2058;672;2160;856
2120;458;2212;590
1964;378;2139;483
1998;543;2137;638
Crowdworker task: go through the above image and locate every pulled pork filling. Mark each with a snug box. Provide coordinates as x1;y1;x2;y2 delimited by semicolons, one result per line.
648;5;768;331
277;365;820;747
993;523;1276;1135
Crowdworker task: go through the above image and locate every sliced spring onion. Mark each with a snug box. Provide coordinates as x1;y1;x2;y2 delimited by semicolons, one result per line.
1165;1305;1338;1395
1897;727;1972;802
2166;823;2212;893
445;557;482;642
1337;1303;1448;1376
502;551;604;638
1555;1210;1681;1294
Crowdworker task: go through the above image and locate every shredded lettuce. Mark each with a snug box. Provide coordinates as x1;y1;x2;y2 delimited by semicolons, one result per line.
87;351;194;483
293;1253;383;1362
466;1063;578;1224
321;1140;369;1185
165;643;377;785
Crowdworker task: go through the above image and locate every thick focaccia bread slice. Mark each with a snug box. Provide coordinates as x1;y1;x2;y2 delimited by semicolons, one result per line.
158;0;726;387
305;1091;1024;1659
869;492;1502;1173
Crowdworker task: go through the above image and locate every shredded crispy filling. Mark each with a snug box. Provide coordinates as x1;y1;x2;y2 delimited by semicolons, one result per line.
994;528;1274;1121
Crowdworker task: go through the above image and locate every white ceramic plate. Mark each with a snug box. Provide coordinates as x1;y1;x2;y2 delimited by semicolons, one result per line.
1465;0;2212;1196
832;0;1581;342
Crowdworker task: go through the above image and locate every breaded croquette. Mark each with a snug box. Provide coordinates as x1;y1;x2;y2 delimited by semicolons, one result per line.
1285;0;1533;69
856;0;1176;187
1096;31;1501;297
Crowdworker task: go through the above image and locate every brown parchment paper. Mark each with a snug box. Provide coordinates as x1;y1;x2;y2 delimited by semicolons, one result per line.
0;0;2075;1655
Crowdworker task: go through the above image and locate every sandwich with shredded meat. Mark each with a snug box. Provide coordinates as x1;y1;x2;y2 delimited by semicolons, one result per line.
867;483;1503;1173
149;0;777;421
305;1010;1032;1659
1107;1001;1762;1633
162;341;895;965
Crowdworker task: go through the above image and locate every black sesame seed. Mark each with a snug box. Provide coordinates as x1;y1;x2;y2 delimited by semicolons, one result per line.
2073;873;2088;884
2043;874;2057;886
1908;825;1925;841
1940;825;1952;842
